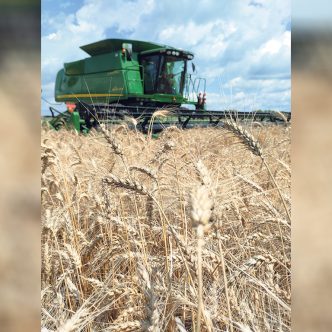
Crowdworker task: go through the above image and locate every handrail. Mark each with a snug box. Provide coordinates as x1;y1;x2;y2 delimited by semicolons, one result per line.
184;74;206;102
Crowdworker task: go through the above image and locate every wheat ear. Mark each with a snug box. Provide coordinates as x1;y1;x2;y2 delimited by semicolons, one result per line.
103;175;151;196
99;126;124;156
223;119;263;156
190;185;213;332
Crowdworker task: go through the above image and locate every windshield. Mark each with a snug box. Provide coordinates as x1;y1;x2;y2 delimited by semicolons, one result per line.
157;56;186;94
141;55;186;95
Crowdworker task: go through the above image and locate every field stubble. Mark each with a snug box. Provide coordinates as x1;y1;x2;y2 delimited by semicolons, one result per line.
41;122;291;331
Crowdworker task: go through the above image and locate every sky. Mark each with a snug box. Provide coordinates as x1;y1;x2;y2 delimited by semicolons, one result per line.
41;0;291;115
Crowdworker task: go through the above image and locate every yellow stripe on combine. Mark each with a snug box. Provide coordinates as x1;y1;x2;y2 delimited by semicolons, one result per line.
57;93;124;99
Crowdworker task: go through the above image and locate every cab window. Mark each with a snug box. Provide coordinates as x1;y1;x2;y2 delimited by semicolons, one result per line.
141;55;159;93
157;56;186;95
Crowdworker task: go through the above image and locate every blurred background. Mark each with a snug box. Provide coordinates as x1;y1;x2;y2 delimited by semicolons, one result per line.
0;0;331;331
292;0;332;331
0;0;40;331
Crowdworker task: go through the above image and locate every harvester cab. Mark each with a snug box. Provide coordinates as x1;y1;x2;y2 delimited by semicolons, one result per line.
140;48;198;99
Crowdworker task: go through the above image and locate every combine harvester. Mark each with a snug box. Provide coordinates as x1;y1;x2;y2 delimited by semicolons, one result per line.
48;38;291;133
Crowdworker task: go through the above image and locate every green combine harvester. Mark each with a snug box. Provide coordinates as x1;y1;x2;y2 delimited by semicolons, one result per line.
48;38;290;133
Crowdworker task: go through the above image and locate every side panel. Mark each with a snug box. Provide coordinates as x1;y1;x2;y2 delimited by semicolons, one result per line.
64;60;84;75
82;71;123;93
55;70;128;103
64;53;122;75
83;53;122;74
82;71;127;101
55;69;82;101
55;51;145;102
56;71;144;103
121;54;144;95
125;69;144;94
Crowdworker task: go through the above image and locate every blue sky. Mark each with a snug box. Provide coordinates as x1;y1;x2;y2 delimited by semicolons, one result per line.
41;0;291;114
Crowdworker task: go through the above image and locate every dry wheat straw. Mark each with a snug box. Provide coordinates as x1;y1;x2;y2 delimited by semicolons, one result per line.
41;125;290;332
107;320;145;332
223;120;290;224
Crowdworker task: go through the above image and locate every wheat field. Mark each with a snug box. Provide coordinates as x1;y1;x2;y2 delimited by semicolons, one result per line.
41;121;291;332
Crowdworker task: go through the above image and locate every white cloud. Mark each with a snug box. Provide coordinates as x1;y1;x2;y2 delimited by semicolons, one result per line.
159;20;236;47
73;0;155;33
46;33;60;41
260;39;282;55
259;31;290;56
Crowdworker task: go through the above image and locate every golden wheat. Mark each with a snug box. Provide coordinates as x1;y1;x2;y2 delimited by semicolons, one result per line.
41;124;291;331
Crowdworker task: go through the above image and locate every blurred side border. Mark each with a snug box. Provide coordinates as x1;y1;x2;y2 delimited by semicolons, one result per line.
292;2;332;332
0;0;40;331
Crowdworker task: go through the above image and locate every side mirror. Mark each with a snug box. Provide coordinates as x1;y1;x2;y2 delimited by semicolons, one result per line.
192;62;196;73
